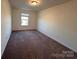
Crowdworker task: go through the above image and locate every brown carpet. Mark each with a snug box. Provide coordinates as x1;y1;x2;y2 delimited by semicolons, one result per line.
2;31;77;59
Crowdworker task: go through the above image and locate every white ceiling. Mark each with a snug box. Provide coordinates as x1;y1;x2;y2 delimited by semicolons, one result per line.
9;0;71;11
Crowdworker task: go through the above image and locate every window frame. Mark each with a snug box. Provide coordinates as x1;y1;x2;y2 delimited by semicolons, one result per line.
21;13;29;26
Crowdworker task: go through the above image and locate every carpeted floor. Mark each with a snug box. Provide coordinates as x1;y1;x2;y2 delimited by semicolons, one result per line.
2;31;77;59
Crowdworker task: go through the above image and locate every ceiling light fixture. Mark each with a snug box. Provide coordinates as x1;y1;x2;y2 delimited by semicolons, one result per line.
29;0;40;6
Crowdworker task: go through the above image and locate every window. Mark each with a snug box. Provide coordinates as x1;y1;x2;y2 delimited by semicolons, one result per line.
21;13;29;26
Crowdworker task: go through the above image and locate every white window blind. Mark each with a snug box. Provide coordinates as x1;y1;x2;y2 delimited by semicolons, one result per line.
21;13;29;26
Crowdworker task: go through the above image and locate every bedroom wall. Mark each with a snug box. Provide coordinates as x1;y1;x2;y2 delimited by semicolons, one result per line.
1;0;12;55
12;8;37;30
37;0;77;52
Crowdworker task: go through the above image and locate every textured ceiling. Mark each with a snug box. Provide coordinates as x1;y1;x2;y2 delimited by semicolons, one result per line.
9;0;71;11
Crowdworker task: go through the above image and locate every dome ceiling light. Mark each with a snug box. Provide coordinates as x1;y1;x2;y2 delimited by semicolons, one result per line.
29;0;40;6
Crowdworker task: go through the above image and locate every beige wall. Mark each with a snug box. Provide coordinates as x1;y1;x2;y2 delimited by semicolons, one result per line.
1;0;12;55
12;8;37;30
37;0;77;52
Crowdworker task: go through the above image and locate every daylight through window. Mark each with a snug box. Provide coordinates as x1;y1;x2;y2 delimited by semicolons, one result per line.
21;13;29;26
